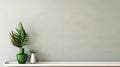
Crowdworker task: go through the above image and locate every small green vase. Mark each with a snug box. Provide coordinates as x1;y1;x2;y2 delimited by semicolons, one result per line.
16;48;28;64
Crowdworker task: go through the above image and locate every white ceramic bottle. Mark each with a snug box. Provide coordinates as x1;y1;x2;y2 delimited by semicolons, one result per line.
30;53;36;64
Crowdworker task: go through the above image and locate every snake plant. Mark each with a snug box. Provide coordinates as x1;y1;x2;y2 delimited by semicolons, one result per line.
10;22;28;48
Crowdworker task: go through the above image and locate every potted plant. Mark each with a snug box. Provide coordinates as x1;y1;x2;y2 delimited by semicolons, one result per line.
29;49;37;64
10;22;29;64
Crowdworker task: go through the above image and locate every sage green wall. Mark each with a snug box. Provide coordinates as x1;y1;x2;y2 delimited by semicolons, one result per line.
0;0;120;67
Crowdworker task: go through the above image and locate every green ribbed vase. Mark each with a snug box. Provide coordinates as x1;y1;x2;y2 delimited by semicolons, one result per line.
16;48;28;64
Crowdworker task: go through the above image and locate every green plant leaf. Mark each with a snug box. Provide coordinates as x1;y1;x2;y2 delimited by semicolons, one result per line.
29;49;36;53
9;22;29;48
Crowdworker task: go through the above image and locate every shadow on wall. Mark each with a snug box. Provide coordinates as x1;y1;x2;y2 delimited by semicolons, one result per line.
36;52;48;61
25;25;48;61
26;50;47;61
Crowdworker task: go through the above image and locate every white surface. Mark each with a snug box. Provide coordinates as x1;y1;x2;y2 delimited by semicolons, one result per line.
3;61;120;66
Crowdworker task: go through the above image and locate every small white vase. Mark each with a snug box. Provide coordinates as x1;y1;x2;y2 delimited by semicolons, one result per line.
30;53;36;64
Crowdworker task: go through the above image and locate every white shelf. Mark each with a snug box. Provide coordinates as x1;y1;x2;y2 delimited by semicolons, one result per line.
3;61;120;66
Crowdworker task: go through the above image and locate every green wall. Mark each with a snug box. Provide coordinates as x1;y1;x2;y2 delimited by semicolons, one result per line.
0;0;120;67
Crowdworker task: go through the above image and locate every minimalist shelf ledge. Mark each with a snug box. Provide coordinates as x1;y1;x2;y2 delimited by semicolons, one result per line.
3;61;120;66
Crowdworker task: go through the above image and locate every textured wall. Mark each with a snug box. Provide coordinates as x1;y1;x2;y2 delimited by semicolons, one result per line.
0;0;120;67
